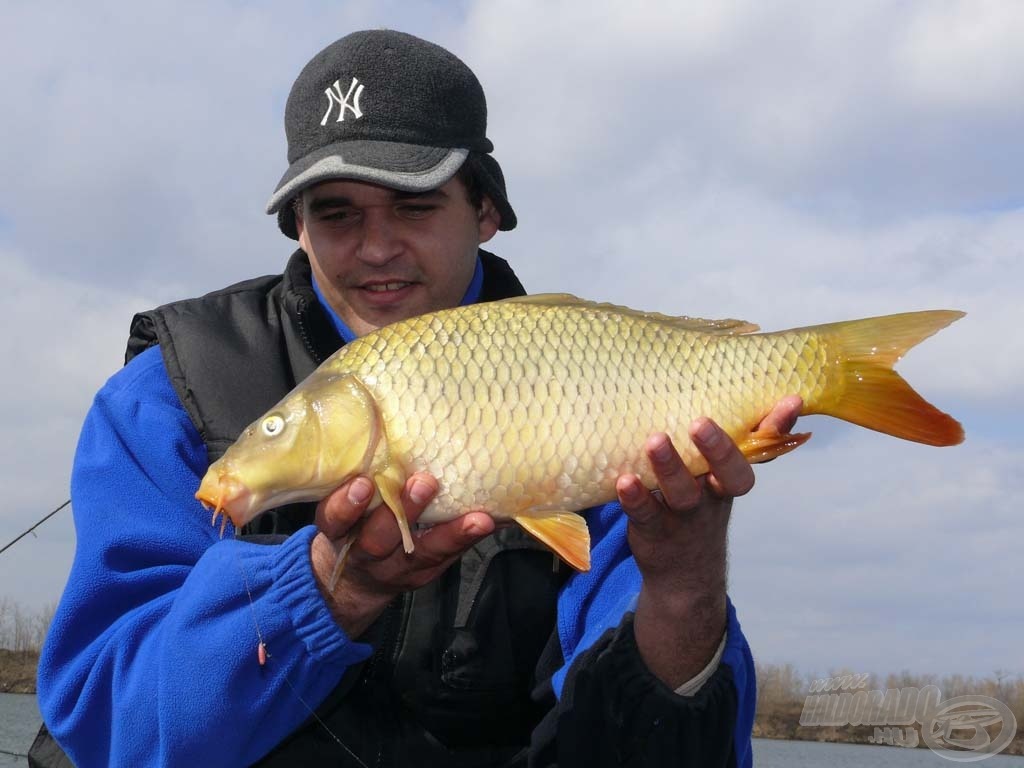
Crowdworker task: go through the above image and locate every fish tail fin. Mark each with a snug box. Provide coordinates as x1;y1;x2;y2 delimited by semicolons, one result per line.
814;311;965;446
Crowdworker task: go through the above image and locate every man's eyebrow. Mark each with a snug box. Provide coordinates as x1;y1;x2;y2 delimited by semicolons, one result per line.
393;188;448;202
307;195;353;213
306;188;448;213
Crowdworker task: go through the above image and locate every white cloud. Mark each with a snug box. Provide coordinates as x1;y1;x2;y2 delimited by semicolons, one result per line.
895;0;1024;109
732;430;1022;676
465;0;1024;223
0;250;156;504
0;248;159;608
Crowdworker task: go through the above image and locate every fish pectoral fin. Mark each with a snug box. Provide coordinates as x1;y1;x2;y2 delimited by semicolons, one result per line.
513;509;591;572
736;426;813;464
499;294;758;335
373;466;415;554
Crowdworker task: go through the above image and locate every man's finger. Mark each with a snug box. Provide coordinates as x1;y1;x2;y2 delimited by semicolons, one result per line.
644;433;702;512
617;473;665;528
412;512;495;567
758;394;803;435
316;475;375;539
691;417;755;498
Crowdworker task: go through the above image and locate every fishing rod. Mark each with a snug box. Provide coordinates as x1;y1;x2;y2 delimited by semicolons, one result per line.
0;500;70;557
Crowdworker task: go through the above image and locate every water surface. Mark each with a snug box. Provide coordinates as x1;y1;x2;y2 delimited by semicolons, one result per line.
755;737;1024;766
0;693;40;766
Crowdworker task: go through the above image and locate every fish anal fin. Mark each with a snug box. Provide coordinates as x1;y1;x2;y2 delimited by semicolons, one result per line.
373;466;414;554
499;294;758;335
737;428;813;464
513;509;591;572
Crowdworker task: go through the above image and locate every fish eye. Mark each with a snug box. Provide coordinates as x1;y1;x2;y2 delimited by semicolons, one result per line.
261;415;285;437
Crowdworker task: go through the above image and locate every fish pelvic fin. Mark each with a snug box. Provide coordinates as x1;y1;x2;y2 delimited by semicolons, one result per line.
374;465;414;554
814;310;965;447
513;509;592;572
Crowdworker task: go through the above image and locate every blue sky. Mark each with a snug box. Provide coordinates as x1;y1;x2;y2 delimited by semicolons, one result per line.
0;0;1020;679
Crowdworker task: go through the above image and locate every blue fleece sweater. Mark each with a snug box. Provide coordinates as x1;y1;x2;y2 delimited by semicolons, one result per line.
38;265;755;767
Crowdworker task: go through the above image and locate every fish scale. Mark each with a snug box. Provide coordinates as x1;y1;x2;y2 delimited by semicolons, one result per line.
327;302;824;522
197;294;964;571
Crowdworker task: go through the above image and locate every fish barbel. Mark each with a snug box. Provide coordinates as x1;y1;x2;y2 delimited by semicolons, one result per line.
196;294;964;571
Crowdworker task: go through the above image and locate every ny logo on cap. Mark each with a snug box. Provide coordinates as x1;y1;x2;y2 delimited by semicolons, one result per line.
321;77;364;125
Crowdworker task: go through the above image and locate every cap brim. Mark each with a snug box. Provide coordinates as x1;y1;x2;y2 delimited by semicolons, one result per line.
266;140;469;214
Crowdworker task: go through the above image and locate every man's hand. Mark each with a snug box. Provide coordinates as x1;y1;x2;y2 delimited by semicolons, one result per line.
310;473;495;639
616;395;802;688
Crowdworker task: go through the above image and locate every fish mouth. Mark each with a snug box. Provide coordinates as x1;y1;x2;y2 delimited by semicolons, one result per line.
195;473;256;534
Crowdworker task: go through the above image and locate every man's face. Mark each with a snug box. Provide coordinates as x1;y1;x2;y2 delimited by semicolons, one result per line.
295;176;500;338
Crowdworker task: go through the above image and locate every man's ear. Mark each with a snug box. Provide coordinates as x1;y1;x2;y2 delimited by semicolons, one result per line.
477;196;501;243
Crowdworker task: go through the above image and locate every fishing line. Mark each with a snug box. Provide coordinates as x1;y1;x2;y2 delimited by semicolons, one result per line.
231;540;369;768
0;499;70;558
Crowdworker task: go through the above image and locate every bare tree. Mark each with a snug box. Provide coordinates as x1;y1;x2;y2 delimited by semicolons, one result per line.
0;596;58;652
0;595;14;649
12;601;33;653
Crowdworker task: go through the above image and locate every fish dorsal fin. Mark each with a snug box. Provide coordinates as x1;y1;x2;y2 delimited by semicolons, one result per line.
499;293;759;335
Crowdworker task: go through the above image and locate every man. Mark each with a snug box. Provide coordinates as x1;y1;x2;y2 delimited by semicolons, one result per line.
35;30;800;767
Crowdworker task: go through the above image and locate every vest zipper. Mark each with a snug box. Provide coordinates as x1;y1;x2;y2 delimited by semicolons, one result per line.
295;297;326;365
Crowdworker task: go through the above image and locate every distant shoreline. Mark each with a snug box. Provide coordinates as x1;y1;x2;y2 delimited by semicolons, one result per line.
0;650;39;694
752;701;1023;757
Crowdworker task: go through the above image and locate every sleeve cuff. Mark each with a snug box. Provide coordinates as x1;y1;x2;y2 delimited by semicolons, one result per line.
269;525;373;666
534;613;741;765
674;630;726;696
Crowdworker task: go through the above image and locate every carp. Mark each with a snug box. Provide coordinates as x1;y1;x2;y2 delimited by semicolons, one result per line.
196;294;964;571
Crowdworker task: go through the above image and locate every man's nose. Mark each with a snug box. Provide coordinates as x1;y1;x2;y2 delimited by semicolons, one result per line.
357;211;401;265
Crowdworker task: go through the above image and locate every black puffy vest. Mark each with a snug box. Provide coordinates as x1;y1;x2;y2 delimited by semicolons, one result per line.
128;250;568;767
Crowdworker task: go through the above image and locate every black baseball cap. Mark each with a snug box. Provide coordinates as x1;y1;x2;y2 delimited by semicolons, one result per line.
267;30;517;238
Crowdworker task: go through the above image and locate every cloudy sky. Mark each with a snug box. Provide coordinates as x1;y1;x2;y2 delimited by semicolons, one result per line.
1;0;1020;681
